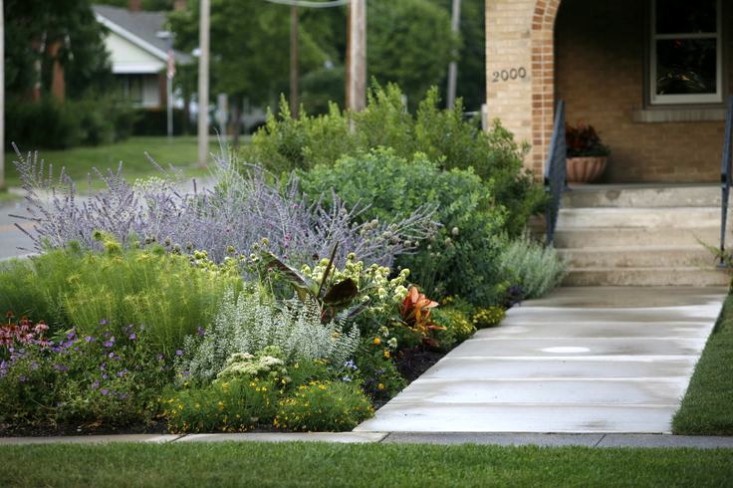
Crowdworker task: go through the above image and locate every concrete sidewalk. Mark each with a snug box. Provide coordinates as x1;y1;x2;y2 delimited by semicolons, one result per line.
355;287;727;434
2;432;733;450
1;286;730;448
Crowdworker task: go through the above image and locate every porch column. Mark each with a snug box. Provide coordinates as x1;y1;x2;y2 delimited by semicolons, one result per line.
485;0;560;176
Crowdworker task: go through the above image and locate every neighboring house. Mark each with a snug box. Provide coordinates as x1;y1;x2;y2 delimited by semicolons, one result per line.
485;0;728;183
92;4;191;109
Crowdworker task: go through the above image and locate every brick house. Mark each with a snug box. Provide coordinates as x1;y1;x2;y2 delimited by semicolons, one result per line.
486;0;729;183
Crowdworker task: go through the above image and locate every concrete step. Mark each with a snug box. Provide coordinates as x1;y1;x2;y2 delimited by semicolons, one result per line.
556;207;727;229
557;246;715;268
563;267;730;287
553;227;720;248
563;185;722;208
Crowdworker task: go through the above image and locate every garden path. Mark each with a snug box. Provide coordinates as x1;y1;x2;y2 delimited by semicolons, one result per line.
354;286;726;433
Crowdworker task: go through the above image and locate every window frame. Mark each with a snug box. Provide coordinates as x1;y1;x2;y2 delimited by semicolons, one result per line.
649;0;723;105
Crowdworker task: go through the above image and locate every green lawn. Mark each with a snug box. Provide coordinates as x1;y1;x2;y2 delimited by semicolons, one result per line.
2;136;226;191
673;293;733;435
0;442;731;487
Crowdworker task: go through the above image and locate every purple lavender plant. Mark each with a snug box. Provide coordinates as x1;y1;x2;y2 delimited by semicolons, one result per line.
10;146;437;267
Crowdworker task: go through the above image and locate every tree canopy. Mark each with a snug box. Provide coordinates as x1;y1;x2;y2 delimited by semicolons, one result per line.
4;0;112;100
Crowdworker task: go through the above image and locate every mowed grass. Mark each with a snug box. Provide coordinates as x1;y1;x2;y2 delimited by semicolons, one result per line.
673;293;733;435
0;442;732;488
2;136;226;191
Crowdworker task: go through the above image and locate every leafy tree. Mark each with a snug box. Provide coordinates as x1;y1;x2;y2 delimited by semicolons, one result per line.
368;0;457;109
4;0;112;101
168;0;332;139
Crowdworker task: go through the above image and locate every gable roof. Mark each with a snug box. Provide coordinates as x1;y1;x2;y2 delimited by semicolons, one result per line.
92;4;192;64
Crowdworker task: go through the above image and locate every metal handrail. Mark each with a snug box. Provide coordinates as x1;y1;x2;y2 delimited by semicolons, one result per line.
544;100;567;246
719;95;733;266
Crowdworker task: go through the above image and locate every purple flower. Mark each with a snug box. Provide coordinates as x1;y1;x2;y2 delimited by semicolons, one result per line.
84;336;95;343
66;330;77;341
99;319;108;326
108;352;119;360
116;369;128;378
90;380;99;390
128;333;137;341
53;363;69;373
100;388;109;396
103;337;115;348
175;349;184;357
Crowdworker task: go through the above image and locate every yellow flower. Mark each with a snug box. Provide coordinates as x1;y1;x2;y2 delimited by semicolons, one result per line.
373;337;382;346
383;350;391;359
377;383;385;391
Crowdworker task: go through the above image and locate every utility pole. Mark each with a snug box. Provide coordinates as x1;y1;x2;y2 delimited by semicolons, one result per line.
446;0;461;109
345;0;366;112
290;5;299;118
0;0;5;190
197;0;210;167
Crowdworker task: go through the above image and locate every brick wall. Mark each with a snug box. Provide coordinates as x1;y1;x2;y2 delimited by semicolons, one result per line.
486;0;730;183
556;0;728;182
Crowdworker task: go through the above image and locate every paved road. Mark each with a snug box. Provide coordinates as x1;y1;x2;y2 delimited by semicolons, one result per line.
0;196;36;260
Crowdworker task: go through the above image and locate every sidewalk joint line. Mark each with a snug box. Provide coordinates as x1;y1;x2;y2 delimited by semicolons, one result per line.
593;434;606;447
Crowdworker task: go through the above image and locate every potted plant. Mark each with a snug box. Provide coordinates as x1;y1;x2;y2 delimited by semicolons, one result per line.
565;123;611;183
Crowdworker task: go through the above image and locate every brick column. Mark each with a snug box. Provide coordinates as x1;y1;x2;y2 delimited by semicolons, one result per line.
486;0;561;176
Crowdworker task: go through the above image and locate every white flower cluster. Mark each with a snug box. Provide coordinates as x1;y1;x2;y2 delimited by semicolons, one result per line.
180;286;360;383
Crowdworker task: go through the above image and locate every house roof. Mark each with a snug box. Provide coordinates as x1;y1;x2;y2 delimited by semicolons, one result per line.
92;4;192;65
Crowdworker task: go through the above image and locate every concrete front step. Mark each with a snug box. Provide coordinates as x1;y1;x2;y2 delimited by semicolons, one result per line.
553;227;720;248
563;185;722;208
563;267;730;287
556;207;728;229
558;246;714;268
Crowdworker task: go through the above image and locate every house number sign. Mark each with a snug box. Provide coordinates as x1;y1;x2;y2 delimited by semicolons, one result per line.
491;67;527;82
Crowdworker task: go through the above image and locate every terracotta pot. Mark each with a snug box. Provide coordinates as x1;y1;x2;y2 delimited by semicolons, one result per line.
566;156;608;183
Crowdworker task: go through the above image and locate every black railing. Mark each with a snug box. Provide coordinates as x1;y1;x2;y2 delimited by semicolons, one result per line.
544;100;567;246
720;95;733;267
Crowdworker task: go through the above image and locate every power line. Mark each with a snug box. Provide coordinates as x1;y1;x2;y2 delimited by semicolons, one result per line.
262;0;349;8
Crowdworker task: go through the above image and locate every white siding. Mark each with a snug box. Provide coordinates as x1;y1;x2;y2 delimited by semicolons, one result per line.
105;32;165;74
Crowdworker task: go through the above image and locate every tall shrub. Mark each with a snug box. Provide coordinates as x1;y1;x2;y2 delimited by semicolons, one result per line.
301;149;508;306
243;83;544;237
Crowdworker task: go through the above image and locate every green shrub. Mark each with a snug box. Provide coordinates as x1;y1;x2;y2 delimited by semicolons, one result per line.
301;149;508;306
243;83;545;236
0;240;241;354
5;96;135;151
471;306;506;329
500;234;567;299
353;337;407;402
0;322;174;431
178;286;360;384
431;307;476;350
163;377;280;433
274;380;374;431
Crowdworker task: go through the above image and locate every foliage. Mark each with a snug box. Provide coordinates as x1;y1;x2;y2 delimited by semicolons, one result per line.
353;337;406;402
0;322;174;431
163;377;280;433
566;123;611;157
0;241;240;354
288;253;412;335
245;84;545;237
12;149;434;268
673;294;733;435
471;306;506;329
302;149;508;306
274;380;374;432
4;96;135;151
178;286;360;384
500;234;567;300
4;0;112;100
368;0;457;108
431;307;476;350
